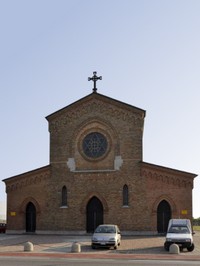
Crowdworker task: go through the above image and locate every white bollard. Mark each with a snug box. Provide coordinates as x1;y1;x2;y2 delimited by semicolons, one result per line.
24;241;34;252
169;243;180;254
71;242;81;253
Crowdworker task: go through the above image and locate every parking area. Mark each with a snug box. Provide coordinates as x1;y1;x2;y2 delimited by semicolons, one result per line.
0;231;200;256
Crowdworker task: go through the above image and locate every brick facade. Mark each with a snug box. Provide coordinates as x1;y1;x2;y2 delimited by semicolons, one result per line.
3;92;197;234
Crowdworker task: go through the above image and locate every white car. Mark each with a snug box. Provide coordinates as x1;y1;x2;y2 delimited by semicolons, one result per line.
164;219;194;252
91;224;121;249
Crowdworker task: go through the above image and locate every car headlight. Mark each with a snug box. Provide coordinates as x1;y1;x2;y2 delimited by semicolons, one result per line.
109;238;116;241
92;237;98;241
185;239;191;242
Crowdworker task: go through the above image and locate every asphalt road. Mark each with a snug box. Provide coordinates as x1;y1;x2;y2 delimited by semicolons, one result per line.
0;257;200;266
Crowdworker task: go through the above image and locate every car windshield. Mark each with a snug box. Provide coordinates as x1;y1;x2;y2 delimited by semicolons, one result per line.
168;226;190;234
95;225;116;233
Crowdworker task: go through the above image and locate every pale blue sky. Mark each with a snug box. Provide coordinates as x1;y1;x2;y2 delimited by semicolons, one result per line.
0;0;200;219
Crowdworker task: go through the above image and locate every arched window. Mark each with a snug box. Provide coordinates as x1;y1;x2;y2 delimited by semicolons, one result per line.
61;186;67;206
123;184;129;206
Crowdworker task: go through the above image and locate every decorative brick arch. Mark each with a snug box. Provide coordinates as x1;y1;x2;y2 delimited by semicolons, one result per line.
152;194;177;214
80;192;109;214
73;117;120;155
20;197;41;214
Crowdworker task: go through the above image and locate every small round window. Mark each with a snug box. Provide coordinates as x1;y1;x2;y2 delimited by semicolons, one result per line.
82;132;108;158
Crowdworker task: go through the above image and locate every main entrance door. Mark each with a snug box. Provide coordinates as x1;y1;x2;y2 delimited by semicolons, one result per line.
26;202;36;233
157;200;171;233
86;196;103;233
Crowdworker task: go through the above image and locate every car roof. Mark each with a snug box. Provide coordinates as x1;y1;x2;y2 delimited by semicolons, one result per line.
98;224;118;227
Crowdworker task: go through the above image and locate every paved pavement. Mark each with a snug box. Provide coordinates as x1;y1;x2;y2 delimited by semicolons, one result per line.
0;231;200;261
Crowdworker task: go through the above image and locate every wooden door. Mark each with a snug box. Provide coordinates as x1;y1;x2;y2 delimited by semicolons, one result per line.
157;200;171;233
26;202;36;232
86;196;103;233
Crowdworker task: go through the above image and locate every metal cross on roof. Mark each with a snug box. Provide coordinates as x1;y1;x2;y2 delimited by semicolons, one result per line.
88;71;102;93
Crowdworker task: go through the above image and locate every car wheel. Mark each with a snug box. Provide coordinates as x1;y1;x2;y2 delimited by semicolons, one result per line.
187;243;195;252
164;242;170;251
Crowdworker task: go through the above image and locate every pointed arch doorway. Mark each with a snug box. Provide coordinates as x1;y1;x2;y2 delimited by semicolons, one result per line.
157;200;171;233
26;202;36;233
86;196;103;233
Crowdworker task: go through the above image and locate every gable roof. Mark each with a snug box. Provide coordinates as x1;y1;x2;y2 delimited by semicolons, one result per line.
3;165;50;184
141;161;197;180
46;92;146;122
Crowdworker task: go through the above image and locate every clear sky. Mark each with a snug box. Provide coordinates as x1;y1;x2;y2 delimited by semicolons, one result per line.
0;0;200;220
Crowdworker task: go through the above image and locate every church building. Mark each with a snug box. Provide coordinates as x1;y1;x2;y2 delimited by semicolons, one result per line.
3;72;197;234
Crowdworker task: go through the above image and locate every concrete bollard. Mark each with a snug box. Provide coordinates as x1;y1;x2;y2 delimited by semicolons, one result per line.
169;243;180;254
71;242;81;253
24;241;34;252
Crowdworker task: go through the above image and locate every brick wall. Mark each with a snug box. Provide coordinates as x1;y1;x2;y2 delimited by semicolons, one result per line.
3;93;196;233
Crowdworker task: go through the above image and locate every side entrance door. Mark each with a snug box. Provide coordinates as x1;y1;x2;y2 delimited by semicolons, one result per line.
86;196;103;233
26;202;36;232
157;200;171;233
